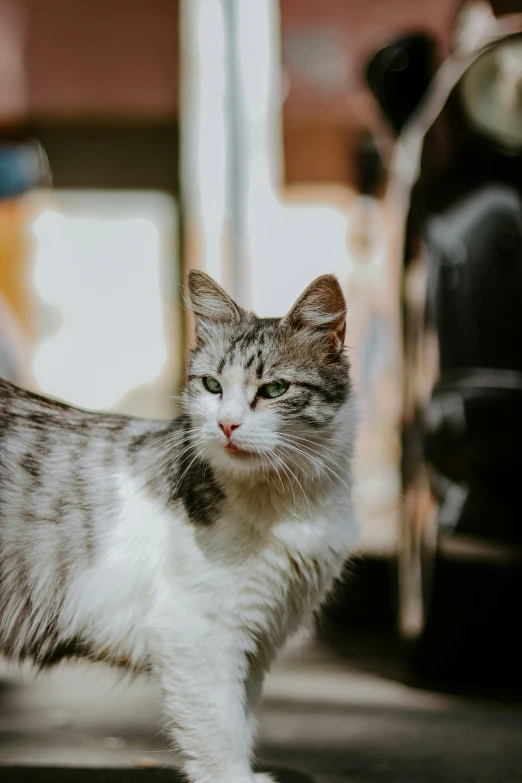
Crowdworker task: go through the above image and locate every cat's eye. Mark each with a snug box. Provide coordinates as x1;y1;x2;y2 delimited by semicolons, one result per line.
203;376;222;394
258;380;289;399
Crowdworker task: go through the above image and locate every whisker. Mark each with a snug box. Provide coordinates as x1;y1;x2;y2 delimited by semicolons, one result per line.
163;438;207;481
277;454;311;517
131;426;203;460
262;449;285;493
277;438;352;494
283;444;352;493
277;438;332;476
269;450;297;508
169;445;208;504
280;431;349;460
148;435;206;477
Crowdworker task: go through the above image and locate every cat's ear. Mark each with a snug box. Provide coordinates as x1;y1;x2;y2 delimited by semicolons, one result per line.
285;274;346;353
187;271;242;326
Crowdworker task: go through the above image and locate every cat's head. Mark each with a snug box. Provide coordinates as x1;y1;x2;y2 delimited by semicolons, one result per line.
184;271;352;479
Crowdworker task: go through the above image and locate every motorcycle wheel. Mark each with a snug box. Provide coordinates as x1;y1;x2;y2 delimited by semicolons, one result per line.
398;468;522;681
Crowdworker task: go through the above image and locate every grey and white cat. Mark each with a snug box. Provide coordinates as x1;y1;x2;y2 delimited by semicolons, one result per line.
0;272;357;783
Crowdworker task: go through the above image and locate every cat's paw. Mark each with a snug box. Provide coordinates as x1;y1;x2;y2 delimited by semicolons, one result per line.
254;774;277;783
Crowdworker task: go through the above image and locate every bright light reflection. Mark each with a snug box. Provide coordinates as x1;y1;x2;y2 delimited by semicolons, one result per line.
31;194;170;411
249;187;353;317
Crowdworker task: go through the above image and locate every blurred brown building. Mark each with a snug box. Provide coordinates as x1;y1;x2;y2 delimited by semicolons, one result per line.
1;0;463;192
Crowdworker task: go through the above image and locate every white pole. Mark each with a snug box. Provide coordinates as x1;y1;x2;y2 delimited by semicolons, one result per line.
180;0;228;287
180;0;283;310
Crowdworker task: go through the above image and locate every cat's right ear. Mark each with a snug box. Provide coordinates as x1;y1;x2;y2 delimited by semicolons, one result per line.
187;271;242;339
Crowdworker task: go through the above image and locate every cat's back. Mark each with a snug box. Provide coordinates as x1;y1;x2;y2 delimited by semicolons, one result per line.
0;376;128;444
0;376;179;515
0;378;129;513
0;377;176;665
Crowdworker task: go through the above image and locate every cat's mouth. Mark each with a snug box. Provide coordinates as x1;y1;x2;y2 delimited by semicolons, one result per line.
225;443;256;458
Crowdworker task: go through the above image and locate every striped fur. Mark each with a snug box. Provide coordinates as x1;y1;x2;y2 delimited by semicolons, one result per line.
0;272;357;783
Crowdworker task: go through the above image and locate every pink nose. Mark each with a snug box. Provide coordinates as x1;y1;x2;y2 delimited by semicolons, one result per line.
219;420;241;439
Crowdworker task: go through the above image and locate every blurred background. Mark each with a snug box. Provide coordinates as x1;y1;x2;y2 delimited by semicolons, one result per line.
2;1;522;781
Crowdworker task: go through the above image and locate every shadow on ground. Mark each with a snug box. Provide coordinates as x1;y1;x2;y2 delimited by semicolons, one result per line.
2;629;522;783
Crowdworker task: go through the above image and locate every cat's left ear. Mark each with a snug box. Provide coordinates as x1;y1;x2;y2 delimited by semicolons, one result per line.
284;274;346;353
187;271;242;326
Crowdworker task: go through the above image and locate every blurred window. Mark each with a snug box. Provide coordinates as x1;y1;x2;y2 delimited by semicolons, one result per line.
27;189;179;417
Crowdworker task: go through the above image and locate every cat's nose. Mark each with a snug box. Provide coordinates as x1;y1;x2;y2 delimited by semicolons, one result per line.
218;419;241;439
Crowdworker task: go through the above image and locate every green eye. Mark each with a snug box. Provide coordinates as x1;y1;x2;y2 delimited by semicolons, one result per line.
203;376;222;394
258;380;289;399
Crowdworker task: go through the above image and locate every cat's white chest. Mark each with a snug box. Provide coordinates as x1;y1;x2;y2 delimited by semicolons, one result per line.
192;504;353;641
61;477;354;668
163;489;354;628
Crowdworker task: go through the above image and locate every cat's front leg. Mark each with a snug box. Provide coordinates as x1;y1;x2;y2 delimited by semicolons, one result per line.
246;653;282;783
244;654;267;749
154;631;257;783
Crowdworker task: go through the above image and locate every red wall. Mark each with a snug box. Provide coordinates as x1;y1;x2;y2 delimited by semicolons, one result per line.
15;0;179;120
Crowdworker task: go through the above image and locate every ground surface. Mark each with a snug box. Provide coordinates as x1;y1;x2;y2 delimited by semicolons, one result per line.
1;632;522;782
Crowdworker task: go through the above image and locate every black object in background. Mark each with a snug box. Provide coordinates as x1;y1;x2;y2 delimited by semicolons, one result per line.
365;33;436;135
353;130;384;197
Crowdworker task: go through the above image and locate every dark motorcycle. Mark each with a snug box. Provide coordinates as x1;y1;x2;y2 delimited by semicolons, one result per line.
367;2;522;678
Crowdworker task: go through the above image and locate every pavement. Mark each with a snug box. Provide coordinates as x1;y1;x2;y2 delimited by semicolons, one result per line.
1;631;522;783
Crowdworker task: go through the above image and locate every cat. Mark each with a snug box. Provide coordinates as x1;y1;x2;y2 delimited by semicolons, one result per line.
0;271;357;783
